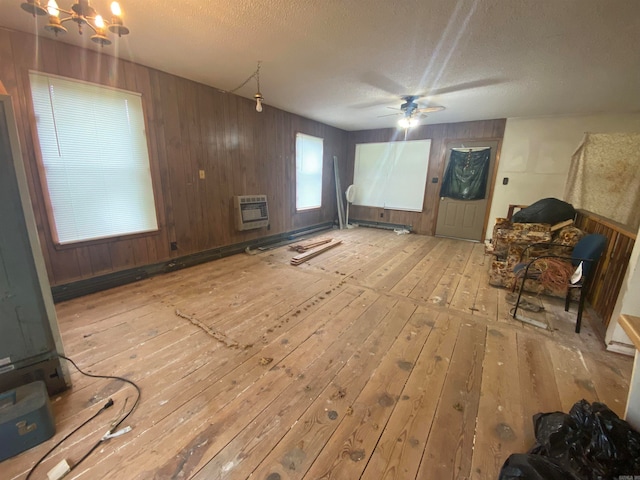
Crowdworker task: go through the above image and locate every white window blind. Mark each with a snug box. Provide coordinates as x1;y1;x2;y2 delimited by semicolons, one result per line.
353;139;431;212
29;72;158;245
296;133;324;211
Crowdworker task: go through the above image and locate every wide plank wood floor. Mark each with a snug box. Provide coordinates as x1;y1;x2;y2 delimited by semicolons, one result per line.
4;227;633;480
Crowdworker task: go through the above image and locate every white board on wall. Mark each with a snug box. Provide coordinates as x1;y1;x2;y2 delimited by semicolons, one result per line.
353;139;431;212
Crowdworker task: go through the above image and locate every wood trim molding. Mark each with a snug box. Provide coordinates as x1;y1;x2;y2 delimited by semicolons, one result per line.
620;314;640;349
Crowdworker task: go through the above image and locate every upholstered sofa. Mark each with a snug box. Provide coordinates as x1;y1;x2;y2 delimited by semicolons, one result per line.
486;218;585;297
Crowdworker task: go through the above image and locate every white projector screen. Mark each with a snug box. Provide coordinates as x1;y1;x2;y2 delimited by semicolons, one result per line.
353;139;431;212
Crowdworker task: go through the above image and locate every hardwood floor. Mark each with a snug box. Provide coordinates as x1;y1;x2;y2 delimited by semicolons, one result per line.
4;228;633;480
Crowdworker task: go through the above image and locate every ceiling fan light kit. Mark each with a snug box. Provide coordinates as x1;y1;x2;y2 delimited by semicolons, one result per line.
398;116;419;129
382;95;445;129
20;0;130;46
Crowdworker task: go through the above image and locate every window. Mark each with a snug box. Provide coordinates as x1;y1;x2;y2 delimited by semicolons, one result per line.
29;72;158;245
295;133;323;211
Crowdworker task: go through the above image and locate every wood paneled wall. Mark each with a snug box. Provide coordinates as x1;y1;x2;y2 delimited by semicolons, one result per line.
0;28;348;286
575;209;637;327
346;120;506;235
1;27;506;288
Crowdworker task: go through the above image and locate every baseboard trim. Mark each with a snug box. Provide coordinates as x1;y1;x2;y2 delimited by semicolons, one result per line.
350;219;412;231
606;341;636;357
52;222;333;302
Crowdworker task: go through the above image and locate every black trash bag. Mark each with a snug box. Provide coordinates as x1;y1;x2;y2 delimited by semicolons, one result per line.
567;400;640;477
511;198;575;224
498;453;580;480
498;400;640;480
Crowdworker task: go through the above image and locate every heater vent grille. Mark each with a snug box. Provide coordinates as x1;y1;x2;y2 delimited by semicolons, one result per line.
234;195;269;231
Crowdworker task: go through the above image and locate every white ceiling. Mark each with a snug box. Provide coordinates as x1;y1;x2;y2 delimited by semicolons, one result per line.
1;0;639;131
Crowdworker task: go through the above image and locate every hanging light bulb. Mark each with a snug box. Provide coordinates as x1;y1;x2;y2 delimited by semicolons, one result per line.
91;14;112;45
44;0;67;35
111;1;121;16
108;1;129;35
254;61;263;113
227;61;266;113
47;0;59;16
254;93;263;112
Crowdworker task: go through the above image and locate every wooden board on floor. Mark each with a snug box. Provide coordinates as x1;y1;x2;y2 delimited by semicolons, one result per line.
450;243;490;317
516;333;563;445
470;326;527;479
291;240;343;265
546;339;600;411
417;321;487;480
289;237;333;252
360;311;461;479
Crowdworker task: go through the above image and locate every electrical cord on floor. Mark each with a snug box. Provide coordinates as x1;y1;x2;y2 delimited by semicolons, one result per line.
25;354;141;479
25;398;113;480
57;354;141;435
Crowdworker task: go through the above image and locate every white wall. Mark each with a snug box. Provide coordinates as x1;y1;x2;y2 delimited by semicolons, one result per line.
487;113;640;235
486;112;640;353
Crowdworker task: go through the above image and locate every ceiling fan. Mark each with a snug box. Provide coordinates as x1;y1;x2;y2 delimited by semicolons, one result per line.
355;72;504;110
379;95;445;118
379;95;445;128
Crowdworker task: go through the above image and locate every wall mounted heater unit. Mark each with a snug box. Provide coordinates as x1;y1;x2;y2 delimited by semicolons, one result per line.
234;195;269;231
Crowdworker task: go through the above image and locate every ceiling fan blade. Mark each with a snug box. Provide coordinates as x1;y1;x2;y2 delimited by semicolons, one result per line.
421;78;504;97
351;98;392;109
360;71;407;96
353;76;505;110
418;105;445;113
377;112;402;118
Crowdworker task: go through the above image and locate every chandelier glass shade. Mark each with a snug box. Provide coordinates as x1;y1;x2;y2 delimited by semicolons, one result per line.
20;0;130;46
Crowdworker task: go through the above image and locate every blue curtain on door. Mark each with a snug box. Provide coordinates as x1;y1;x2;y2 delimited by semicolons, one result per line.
439;148;491;200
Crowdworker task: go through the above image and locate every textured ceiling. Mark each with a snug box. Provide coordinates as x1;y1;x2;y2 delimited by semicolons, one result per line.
1;0;639;131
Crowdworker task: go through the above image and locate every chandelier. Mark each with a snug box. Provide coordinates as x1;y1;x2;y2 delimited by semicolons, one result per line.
20;0;130;46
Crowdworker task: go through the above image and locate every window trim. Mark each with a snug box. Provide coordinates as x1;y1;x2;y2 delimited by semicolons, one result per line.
295;132;324;212
26;71;162;248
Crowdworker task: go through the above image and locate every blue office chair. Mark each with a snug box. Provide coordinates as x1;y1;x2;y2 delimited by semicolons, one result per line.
512;234;607;333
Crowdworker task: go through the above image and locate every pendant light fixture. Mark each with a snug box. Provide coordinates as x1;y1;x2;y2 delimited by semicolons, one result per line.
229;61;265;113
253;62;263;112
20;0;130;46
